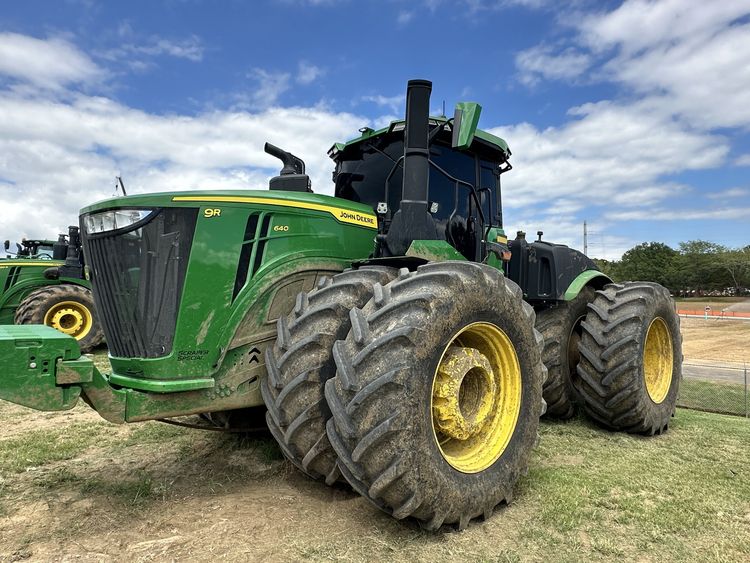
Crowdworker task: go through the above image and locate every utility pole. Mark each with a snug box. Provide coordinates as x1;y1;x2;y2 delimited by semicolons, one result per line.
583;220;588;256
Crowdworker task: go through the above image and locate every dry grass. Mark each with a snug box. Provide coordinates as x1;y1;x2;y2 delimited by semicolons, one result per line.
0;400;748;562
680;317;750;363
1;309;747;561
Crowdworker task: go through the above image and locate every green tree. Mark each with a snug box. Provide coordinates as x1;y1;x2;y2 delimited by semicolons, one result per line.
676;240;732;293
720;247;750;292
601;240;748;295
592;258;621;281
617;242;678;289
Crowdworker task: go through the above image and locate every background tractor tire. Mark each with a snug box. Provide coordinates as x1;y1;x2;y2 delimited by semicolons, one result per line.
15;284;104;353
536;286;595;419
263;267;397;485
325;262;546;530
574;282;682;434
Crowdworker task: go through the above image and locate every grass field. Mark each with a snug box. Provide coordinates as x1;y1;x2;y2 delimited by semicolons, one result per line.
679;378;748;416
0;401;748;562
1;307;748;561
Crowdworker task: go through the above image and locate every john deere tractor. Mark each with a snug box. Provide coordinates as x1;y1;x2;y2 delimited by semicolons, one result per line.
0;80;681;530
1;227;104;352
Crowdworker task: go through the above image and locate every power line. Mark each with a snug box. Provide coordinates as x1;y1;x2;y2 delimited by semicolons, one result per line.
583;221;587;256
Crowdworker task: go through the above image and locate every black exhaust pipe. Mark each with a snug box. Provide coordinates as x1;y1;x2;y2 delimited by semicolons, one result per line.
402;79;431;203
383;79;438;256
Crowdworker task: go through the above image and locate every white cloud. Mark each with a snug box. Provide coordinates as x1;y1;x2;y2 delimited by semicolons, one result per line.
706;187;749;200
415;0;551;13
611;183;685;208
514;1;750;130
502;0;750;257
0;64;377;239
0;33;103;89
361;94;405;114
515;45;591;86
397;10;414;25
296;61;324;85
604;206;750;222
101;33;205;71
133;36;204;62
245;69;292;108
485;95;730;259
293;0;346;5
569;0;750;131
579;0;749;56
490;99;727;211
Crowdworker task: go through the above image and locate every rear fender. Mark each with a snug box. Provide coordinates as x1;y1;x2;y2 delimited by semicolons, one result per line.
563;270;612;301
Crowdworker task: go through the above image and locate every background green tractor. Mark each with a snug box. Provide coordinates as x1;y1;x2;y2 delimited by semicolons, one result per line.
1;227;104;352
0;79;681;530
3;237;57;259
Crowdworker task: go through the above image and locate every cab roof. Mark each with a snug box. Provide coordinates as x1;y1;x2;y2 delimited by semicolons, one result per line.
328;116;511;162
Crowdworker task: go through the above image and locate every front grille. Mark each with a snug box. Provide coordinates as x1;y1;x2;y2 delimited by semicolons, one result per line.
83;208;198;358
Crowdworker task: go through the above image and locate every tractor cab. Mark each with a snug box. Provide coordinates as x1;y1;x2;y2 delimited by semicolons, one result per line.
328;108;512;262
3;238;56;259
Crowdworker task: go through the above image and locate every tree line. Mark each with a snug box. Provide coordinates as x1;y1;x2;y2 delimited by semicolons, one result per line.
592;241;750;296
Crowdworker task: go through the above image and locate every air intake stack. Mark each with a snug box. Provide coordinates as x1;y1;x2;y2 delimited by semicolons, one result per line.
383;79;439;256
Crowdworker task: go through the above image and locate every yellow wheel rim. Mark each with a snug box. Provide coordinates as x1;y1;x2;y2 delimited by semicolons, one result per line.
431;322;522;474
643;317;673;404
43;301;93;340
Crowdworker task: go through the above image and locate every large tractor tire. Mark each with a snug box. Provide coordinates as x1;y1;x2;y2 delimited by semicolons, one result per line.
325;262;546;530
263;267;397;484
536;286;595;419
15;284;104;353
574;282;682;434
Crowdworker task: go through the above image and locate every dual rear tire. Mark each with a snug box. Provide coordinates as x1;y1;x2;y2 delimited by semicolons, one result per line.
264;265;681;529
574;282;682;434
536;287;594;419
262;267;397;484
265;262;546;529
537;281;681;435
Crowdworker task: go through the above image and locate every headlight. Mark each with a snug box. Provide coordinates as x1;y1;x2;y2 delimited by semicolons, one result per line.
84;209;154;234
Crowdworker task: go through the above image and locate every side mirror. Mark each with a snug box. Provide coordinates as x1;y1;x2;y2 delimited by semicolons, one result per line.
451;102;482;150
3;240;8;251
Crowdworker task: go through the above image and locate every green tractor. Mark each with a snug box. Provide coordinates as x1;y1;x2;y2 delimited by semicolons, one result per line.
1;227;104;352
3;237;57;259
0;80;681;530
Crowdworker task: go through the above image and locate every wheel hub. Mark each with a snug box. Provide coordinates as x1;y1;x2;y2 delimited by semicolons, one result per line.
430;322;522;474
433;347;496;440
50;308;84;334
643;317;673;404
43;301;92;339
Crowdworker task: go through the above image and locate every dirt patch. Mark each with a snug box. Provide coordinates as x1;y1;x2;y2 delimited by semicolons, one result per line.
680;317;750;363
0;403;104;439
0;409;536;562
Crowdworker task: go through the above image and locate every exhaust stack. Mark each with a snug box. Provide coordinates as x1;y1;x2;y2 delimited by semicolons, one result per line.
383;79;438;256
402;79;432;204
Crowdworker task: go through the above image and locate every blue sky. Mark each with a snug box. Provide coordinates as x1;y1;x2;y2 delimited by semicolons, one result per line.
0;0;749;259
